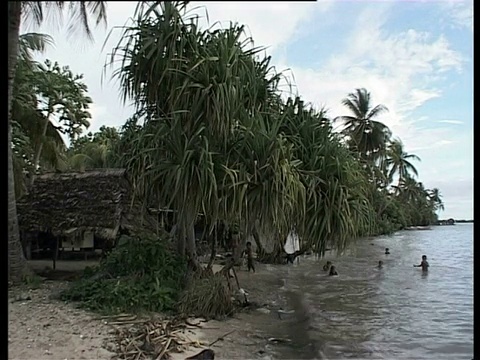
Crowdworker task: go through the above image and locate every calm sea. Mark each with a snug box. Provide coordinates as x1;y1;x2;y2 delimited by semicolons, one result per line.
271;224;473;359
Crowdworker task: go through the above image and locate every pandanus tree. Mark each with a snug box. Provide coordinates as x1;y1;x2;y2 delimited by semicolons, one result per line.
8;1;107;283
108;2;384;266
279;97;374;255
107;1;304;267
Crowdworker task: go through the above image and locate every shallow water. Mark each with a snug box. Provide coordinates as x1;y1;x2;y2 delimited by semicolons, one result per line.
267;224;473;359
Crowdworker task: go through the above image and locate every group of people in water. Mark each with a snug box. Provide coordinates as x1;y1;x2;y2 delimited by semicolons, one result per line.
322;247;430;276
243;241;430;275
322;261;338;276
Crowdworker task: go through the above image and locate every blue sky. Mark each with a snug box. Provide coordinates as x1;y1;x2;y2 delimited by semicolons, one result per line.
25;0;473;220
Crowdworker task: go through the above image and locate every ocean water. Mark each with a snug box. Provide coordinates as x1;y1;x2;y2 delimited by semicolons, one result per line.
270;224;473;359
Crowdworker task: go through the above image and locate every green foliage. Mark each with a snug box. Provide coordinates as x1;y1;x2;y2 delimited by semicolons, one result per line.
22;274;43;289
67;125;121;170
11;41;94;193
61;233;187;314
100;2;442;259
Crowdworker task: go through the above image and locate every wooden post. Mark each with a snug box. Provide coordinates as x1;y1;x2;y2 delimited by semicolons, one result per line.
23;232;32;260
53;236;59;270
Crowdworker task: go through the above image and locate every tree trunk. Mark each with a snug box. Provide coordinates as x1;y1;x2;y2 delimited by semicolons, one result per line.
206;224;217;270
30;111;52;187
186;221;197;258
185;211;200;271
176;224;185;257
8;2;32;284
251;224;264;253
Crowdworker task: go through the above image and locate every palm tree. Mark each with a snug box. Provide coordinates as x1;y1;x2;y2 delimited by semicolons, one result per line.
8;1;107;284
335;88;392;162
67;126;120;170
396;176;423;202
428;188;445;211
385;138;421;185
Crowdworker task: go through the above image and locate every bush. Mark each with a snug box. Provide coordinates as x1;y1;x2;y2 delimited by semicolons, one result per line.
61;232;187;314
177;274;234;319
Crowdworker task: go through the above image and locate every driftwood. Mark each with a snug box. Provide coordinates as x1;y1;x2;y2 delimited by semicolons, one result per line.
111;318;206;360
208;329;236;347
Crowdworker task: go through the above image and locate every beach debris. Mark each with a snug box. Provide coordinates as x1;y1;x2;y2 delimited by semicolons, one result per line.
185;318;206;328
110;318;206;360
208;329;236;347
256;308;270;314
276;308;294;320
267;337;291;344
185;349;215;360
11;293;32;303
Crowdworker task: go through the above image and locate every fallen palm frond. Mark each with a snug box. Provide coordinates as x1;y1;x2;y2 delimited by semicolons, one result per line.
110;318;208;360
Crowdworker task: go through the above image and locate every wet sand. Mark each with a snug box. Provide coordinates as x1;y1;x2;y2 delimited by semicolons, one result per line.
9;260;318;360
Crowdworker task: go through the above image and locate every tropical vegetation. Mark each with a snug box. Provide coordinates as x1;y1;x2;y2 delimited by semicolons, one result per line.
8;1;444;288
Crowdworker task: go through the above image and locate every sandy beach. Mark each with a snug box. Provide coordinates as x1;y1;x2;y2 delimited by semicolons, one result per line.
9;260;307;360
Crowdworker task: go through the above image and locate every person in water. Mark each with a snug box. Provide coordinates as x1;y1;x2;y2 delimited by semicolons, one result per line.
378;260;383;268
323;261;332;271
414;255;429;271
245;241;256;273
329;265;338;276
385;248;390;255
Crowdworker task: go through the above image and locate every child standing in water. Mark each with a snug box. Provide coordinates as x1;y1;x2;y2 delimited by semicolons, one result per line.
414;255;429;271
245;241;255;273
378;260;383;268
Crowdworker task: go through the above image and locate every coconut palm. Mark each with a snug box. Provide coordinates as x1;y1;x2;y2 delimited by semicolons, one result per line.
395;176;422;202
335;88;392;162
385;138;421;185
67;126;121;170
8;1;107;284
428;188;445;211
18;32;54;65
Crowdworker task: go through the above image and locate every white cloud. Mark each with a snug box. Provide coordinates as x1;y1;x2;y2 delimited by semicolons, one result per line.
438;119;464;125
194;2;331;52
274;5;464;142
441;0;473;32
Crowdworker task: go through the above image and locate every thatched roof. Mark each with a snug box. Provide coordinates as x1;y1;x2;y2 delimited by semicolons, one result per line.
17;169;153;239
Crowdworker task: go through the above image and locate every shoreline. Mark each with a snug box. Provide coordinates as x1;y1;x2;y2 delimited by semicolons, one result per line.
9;261;317;360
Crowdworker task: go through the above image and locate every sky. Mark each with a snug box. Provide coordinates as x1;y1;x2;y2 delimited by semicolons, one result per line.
23;0;473;220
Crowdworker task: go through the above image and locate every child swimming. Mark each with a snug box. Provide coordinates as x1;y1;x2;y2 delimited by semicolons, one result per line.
329;265;338;276
323;261;332;271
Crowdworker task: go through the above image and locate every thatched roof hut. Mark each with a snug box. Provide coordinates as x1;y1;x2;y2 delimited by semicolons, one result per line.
17;169;155;240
